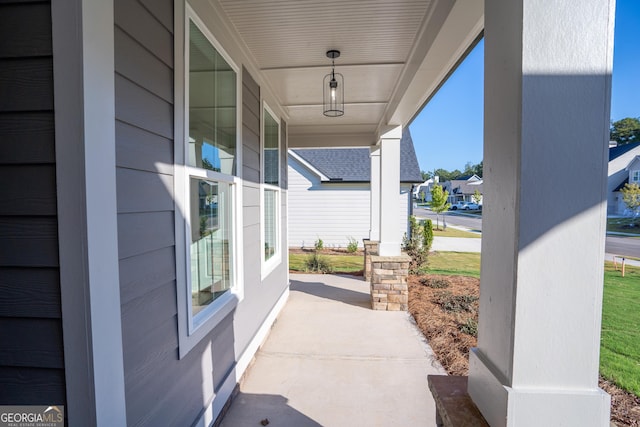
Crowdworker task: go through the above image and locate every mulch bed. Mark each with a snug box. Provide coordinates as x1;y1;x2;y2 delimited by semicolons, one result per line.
408;274;640;426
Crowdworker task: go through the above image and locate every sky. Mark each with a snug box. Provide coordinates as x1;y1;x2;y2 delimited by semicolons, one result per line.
409;0;640;175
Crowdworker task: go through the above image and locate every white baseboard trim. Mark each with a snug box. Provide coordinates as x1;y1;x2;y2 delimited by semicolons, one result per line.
193;286;290;427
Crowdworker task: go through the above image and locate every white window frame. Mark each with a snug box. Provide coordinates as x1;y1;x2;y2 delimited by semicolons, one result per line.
632;170;640;183
174;4;244;358
261;102;282;279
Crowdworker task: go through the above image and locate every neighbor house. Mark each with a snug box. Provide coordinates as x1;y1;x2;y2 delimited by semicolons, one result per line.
0;0;616;426
288;129;422;248
413;176;440;203
607;142;640;215
442;174;483;205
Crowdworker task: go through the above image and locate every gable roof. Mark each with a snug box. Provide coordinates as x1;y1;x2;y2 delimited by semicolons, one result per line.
614;177;629;192
609;142;640;161
290;128;423;183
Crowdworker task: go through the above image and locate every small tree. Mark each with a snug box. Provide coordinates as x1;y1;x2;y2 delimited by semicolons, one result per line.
472;189;482;205
419;190;426;203
429;184;450;230
621;183;640;222
402;216;431;274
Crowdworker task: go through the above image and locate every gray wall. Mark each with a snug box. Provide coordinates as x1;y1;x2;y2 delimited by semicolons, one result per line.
0;0;66;407
114;3;290;425
234;68;290;360
115;1;232;425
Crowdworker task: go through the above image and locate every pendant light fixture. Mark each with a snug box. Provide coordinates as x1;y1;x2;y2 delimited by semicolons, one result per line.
323;50;344;117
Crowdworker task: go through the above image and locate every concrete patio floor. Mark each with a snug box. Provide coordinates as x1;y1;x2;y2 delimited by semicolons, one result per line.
220;273;445;427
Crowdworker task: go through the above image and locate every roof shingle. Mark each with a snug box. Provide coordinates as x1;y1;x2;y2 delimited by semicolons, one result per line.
291;128;423;183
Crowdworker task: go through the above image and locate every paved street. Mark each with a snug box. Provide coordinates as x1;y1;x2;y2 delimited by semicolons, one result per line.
414;207;640;258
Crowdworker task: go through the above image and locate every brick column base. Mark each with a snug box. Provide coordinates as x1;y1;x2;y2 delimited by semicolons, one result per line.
363;239;379;282
370;254;411;311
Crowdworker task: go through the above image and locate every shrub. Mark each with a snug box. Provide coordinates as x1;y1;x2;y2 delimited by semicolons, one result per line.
346;236;359;253
423;219;434;252
419;276;450;289
459;317;478;337
402;216;430;274
314;238;324;251
434;291;478;313
305;252;333;273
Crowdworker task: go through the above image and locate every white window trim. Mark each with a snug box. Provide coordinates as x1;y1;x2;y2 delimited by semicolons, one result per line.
174;3;244;359
261;102;282;279
632;170;640;182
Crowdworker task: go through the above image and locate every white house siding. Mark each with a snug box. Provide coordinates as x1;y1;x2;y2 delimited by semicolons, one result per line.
608;147;640;215
288;155;411;248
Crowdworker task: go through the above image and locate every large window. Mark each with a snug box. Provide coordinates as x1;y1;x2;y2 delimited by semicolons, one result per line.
189;179;232;316
188;20;236;175
262;105;281;272
177;9;240;354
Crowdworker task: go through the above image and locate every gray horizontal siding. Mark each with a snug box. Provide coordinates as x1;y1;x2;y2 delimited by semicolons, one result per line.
114;1;238;426
0;112;56;164
0;366;65;405
0;268;61;318
0;165;57;215
114;27;173;103
116;168;174;213
280;119;288;190
0;0;64;408
115;75;173;139
243;67;260;183
118;211;175;260
114;0;173;66
0;57;53;112
119;246;175;305
0;2;52;58
0;317;64;369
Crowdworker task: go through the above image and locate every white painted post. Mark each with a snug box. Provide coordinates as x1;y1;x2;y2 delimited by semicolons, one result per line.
377;126;402;256
370;146;381;241
52;0;127;425
468;1;614;426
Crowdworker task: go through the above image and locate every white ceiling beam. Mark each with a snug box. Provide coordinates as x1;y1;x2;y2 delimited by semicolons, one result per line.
378;0;484;131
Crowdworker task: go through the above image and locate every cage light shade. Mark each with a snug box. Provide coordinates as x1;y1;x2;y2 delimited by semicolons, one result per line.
323;72;344;117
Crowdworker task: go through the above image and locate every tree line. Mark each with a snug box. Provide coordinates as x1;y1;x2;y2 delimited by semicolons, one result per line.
420;117;640;183
421;161;482;182
610;117;640;146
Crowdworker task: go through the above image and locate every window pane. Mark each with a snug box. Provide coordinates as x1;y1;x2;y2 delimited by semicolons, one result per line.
264;189;278;261
190;178;232;316
264;109;279;185
189;20;236;175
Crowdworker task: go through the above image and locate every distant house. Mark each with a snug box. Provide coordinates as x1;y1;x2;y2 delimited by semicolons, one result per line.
609;142;640;215
288;129;423;248
413;176;440;202
442;174;483;205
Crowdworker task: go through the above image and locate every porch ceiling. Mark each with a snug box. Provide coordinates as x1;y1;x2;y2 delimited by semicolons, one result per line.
218;0;484;147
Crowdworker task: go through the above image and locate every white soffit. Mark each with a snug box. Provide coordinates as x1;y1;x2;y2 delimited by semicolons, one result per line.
218;0;483;143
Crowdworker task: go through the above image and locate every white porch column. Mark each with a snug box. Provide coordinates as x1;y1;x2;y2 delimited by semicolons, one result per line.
468;1;615;426
369;146;381;241
52;0;126;425
377;126;402;256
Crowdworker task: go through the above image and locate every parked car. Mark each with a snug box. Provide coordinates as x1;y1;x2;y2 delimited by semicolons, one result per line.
451;202;481;211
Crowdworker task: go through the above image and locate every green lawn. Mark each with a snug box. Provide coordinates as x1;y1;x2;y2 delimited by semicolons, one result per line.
607;217;640;235
289;252;363;273
600;262;640;396
432;228;481;238
427;251;481;278
289;249;640;397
